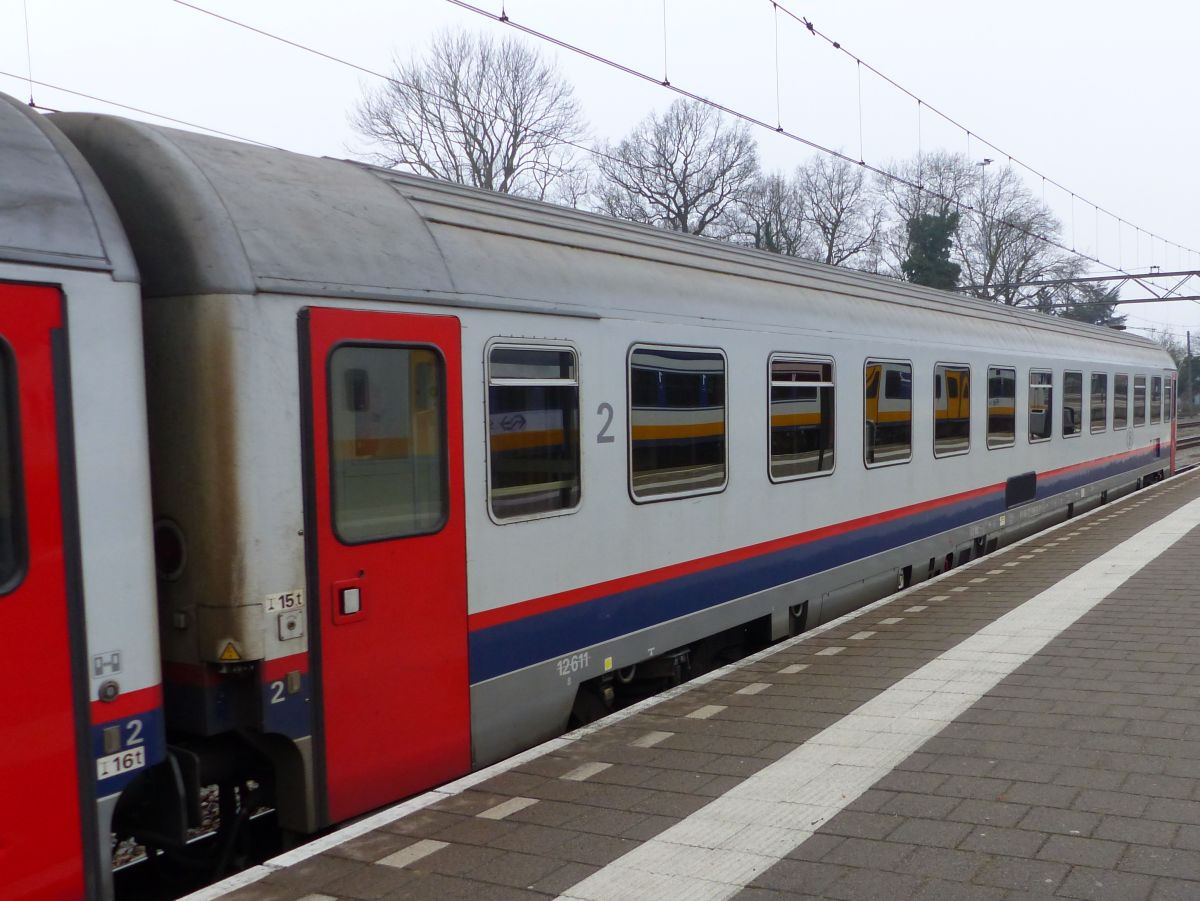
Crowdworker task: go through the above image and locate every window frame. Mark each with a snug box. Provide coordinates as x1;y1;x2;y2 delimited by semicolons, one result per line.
1133;374;1147;427
1113;373;1129;430
1151;375;1163;423
1089;372;1108;434
1062;369;1083;439
484;339;583;525
863;357;914;469
0;337;26;595
985;364;1017;451
932;362;971;459
1028;368;1054;444
767;352;836;483
627;342;729;504
327;340;450;546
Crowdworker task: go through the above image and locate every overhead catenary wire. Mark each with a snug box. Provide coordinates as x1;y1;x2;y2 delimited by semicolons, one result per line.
661;0;670;85
156;0;1200;310
21;0;34;105
5;1;1193;323
0;68;282;149
856;59;863;164
770;0;1199;265
166;1;631;172
169;0;1194;302
169;0;1091;283
772;2;781;130
440;0;1155;288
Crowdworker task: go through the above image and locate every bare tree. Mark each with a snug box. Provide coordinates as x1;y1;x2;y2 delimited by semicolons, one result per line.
956;164;1073;307
352;30;587;199
1141;328;1186;365
878;151;978;224
596;99;759;236
876;151;978;274
795;156;883;268
739;172;808;255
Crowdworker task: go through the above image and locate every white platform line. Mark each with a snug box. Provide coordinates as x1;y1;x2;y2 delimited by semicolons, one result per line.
477;796;538;820
562;761;612;782
557;495;1200;901
378;839;448;869
632;731;674;748
735;682;770;695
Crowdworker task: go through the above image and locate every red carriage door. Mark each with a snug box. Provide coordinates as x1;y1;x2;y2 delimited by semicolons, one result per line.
303;308;470;823
0;283;88;899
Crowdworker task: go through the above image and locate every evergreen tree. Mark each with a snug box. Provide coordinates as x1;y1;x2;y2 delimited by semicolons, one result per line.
901;212;961;290
1054;281;1126;329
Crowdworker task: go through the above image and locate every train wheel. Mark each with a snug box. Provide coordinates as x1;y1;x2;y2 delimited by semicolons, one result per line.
568;684;611;729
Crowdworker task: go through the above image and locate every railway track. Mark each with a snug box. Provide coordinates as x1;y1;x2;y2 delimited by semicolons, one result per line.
1176;418;1200;457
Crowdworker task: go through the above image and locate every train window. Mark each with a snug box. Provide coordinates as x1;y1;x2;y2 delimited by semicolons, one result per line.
769;355;834;481
1090;373;1108;433
986;366;1016;449
1028;370;1053;442
0;343;23;592
1063;371;1083;437
487;345;581;521
1166;381;1174;422
1151;376;1163;423
864;359;912;467
329;345;447;543
933;363;970;457
1134;375;1147;427
1114;374;1129;429
629;346;726;500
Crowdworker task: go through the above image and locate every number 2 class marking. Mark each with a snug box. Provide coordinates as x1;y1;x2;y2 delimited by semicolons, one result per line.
596;402;615;443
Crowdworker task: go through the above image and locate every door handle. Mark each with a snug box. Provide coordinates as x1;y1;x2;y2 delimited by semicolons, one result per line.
332;578;366;624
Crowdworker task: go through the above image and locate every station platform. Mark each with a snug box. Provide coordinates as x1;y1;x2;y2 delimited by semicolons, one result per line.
195;467;1200;901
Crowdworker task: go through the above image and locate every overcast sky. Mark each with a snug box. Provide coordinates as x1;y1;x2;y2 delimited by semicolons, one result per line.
4;0;1198;344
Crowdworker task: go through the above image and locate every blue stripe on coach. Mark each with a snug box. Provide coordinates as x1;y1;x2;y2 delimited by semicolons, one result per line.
468;447;1160;684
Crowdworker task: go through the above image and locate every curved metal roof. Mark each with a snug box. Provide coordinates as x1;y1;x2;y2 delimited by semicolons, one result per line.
0;93;136;279
49;111;1167;367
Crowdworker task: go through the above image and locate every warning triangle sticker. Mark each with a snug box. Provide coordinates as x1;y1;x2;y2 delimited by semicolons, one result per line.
218;642;241;662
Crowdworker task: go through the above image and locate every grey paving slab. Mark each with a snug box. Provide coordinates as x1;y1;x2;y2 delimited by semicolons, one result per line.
200;469;1200;901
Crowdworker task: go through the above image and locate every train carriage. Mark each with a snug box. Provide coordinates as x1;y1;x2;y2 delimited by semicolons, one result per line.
0;95;160;901
0;91;1179;898
55;103;1172;830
